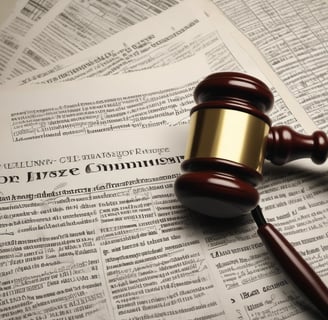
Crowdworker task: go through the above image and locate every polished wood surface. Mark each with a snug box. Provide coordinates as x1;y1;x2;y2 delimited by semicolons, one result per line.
267;125;328;165
258;223;328;317
175;157;260;218
251;206;328;318
174;71;328;317
193;72;274;112
175;72;328;218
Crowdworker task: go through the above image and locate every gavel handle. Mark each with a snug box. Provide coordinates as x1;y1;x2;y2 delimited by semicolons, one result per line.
266;126;328;165
251;206;328;317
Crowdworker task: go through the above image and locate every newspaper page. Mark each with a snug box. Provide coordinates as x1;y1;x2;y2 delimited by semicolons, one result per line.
0;0;61;84
213;0;328;132
1;56;327;320
4;0;306;138
0;58;225;320
197;1;328;318
0;0;183;83
6;0;245;86
0;123;225;319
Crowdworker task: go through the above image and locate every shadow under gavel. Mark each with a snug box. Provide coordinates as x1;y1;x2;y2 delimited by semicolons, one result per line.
174;72;328;317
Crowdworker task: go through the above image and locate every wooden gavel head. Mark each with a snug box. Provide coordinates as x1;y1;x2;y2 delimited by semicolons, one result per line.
174;72;328;218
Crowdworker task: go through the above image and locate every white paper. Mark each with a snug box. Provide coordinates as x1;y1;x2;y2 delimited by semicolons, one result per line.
0;1;327;319
1;56;327;320
214;0;328;133
0;0;184;82
6;0;244;86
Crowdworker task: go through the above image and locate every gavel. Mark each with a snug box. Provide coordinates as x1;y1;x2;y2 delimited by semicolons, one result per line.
174;72;328;316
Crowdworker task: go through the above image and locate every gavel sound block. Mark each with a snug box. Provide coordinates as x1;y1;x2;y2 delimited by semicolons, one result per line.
174;72;328;218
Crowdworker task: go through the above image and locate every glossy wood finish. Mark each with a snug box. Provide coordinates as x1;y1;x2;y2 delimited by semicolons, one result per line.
267;125;328;165
193;72;274;112
175;72;328;316
175;72;328;218
258;223;328;316
175;158;261;218
175;72;273;218
251;206;328;317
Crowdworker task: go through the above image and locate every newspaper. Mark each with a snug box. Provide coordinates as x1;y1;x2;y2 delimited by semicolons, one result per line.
4;0;303;134
4;0;328;136
0;0;61;83
0;0;327;319
1;56;327;320
0;58;222;320
0;0;183;83
213;0;328;132
6;0;245;86
2;0;316;134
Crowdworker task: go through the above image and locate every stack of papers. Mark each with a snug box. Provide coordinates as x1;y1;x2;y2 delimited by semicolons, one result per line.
0;1;327;319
